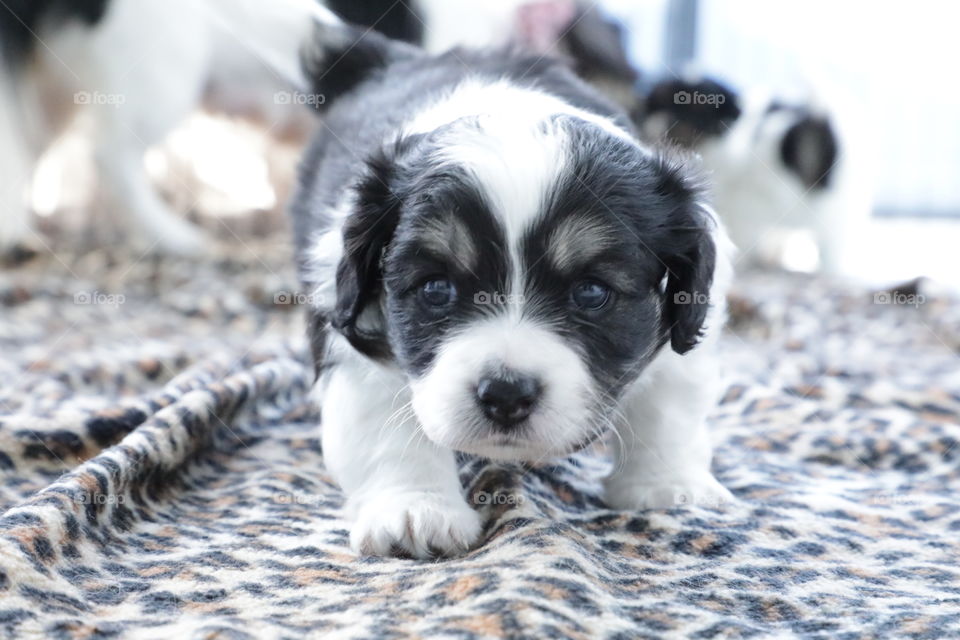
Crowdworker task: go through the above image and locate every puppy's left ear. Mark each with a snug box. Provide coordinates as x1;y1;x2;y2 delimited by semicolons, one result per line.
331;148;403;360
657;156;717;355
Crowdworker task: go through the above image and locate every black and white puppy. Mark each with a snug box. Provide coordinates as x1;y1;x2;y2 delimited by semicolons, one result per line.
236;3;735;558
637;77;872;275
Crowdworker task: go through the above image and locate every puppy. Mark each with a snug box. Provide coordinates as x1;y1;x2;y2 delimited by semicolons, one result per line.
207;0;734;558
637;77;872;275
0;0;419;259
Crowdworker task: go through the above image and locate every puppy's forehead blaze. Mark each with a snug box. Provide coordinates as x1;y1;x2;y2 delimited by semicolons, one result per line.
542;214;621;273
412;216;479;273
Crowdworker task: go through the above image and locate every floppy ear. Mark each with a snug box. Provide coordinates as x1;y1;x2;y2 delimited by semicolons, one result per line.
330;149;402;360
655;155;717;355
663;225;716;354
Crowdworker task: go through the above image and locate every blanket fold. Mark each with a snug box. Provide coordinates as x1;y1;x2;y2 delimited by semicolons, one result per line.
1;253;958;639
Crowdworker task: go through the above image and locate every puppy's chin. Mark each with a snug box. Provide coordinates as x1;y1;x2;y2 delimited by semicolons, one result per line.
415;418;594;462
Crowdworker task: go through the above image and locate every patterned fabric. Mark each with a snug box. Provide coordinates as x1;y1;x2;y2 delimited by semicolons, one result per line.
1;244;959;639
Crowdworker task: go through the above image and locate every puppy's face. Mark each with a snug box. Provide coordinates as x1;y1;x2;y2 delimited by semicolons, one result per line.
329;116;716;460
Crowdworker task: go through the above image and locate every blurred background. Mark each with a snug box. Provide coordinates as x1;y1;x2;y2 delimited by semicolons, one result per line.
606;0;960;286
3;0;959;290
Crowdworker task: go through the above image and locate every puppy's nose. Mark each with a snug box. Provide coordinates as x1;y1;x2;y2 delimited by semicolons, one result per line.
476;374;541;428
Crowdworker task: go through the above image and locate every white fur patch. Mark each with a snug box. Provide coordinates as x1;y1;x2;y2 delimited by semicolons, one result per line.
403;79;640;147
410;316;596;461
431;115;568;307
304;193;352;312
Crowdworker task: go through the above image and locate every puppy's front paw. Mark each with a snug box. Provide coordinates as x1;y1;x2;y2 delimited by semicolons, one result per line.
349;490;483;559
604;473;733;510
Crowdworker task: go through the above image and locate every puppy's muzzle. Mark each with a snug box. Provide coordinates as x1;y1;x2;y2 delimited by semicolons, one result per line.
475;371;541;429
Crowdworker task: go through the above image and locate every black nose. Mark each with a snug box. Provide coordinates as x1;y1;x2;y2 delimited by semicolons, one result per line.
476;374;541;428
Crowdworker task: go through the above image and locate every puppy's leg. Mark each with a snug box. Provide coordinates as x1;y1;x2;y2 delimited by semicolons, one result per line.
319;348;482;558
84;0;210;256
94;135;206;256
604;345;733;509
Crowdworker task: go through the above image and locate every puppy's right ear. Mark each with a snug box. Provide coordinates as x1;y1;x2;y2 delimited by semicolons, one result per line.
331;149;403;360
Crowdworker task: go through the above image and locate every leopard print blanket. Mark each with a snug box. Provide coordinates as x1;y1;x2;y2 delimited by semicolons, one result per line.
1;242;958;639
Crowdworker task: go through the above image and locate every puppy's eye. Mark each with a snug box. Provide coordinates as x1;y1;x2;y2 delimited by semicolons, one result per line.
571;280;612;311
419;279;457;308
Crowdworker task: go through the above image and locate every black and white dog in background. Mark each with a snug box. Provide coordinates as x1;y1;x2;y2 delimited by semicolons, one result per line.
208;2;734;558
0;0;423;259
637;77;873;275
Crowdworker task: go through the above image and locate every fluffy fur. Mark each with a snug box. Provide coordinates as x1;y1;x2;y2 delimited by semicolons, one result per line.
285;12;733;558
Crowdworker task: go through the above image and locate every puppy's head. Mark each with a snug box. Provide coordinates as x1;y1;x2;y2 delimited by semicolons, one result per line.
327;113;716;460
636;77;742;148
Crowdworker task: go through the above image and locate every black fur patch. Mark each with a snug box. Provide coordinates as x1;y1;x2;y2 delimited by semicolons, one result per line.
563;5;637;84
0;0;108;66
329;144;406;361
780;115;838;190
325;0;424;45
382;166;509;376
637;77;741;147
301;24;419;112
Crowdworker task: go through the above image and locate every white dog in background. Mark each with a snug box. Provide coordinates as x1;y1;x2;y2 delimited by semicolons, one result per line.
0;0;427;259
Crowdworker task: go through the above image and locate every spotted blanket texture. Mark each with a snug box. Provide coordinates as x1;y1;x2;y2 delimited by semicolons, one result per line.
1;245;959;639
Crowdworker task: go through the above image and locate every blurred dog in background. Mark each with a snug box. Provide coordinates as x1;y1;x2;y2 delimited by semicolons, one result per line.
636;77;872;275
0;0;635;262
0;0;433;261
0;0;311;258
